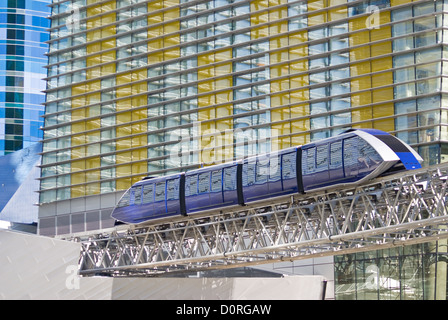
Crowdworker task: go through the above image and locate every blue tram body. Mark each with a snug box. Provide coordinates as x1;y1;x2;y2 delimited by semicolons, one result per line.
111;129;423;225
111;174;185;224
184;161;242;214
241;147;301;204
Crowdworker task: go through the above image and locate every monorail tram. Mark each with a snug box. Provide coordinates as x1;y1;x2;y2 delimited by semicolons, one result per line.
111;129;423;224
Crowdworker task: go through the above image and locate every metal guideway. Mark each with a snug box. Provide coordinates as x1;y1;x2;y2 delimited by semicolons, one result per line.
70;163;448;277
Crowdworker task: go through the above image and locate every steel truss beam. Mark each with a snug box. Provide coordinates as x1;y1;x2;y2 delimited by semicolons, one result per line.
72;163;448;277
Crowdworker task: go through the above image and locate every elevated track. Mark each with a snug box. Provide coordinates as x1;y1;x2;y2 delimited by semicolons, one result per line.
68;163;448;277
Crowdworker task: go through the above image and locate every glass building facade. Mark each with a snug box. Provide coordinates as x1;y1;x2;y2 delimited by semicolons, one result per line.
40;0;448;299
40;0;448;207
0;0;50;155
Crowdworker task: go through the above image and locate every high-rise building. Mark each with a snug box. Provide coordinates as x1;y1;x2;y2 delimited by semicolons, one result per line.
0;0;49;155
0;0;50;227
39;0;446;233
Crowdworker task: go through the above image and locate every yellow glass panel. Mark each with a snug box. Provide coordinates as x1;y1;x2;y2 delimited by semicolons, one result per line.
148;52;164;64
271;107;290;122
374;118;394;131
164;47;180;60
307;0;324;11
371;26;391;42
198;52;214;66
371;72;392;88
148;27;164;40
269;22;288;36
352;121;373;129
271;92;289;107
132;148;147;160
164;35;180;47
71;146;86;159
215;90;232;104
289;31;307;45
86;119;101;131
290;75;308;89
85;157;100;170
349;16;368;31
215;63;232;77
198;80;214;93
350;61;371;76
251;26;269;39
116;151;132;164
86;67;101;80
117;178;132;191
101;63;116;76
349;30;370;46
391;0;412;6
215;77;232;90
328;7;347;20
198;66;214;80
199;107;216;122
215;49;232;62
71;159;85;173
251;0;268;11
86;182;100;195
148;0;163;11
370;41;392;57
86;41;101;54
351;76;371;91
71;134;86;147
290;88;309;101
71;108;86;121
291;118;310;132
71;84;86;96
371;57;392;73
164;8;179;21
71;185;85;198
373;103;394;118
352;107;372;123
291;133;309;146
198;94;215;108
116;98;131;113
350;46;370;61
289;45;308;60
72;121;86;133
351;91;372;107
102;39;115;50
132;162;147;176
372;87;393;103
308;12;327;27
164;21;180;33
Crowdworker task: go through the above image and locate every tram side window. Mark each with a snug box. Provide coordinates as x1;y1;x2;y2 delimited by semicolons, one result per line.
142;184;154;204
198;172;210;194
316;144;329;172
155;181;166;202
117;189;131;207
223;166;237;191
344;137;359;168
282;152;296;180
303;147;316;175
167;179;179;200
134;186;142;205
358;138;382;166
269;155;281;181
256;159;268;183
243;162;256;186
330;141;343;169
185;175;198;196
211;169;222;192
